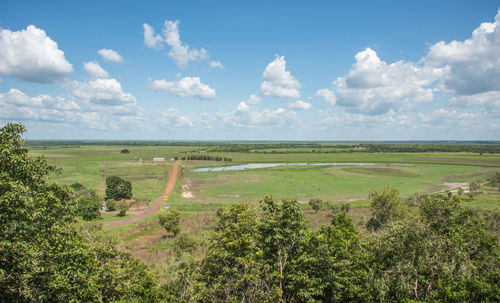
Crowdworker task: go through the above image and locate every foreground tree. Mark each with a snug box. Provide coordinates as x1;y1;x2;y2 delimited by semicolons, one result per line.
0;124;161;302
368;193;500;302
185;195;368;302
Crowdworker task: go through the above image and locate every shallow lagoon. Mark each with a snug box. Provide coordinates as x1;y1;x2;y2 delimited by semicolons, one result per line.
193;162;377;172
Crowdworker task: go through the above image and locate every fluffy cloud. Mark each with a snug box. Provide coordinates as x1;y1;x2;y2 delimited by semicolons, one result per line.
0;88;79;122
143;23;164;49
0;25;73;83
70;78;136;106
418;108;478;126
149;76;216;99
161;108;193;127
210;60;223;69
261;56;301;99
315;88;336;105
245;94;262;105
98;48;123;62
219;100;297;128
163;20;207;68
317;48;442;115
143;20;209;68
83;61;109;79
287;100;311;110
426;10;500;107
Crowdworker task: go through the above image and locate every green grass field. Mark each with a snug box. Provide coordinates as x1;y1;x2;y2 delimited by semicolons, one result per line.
34;143;497;265
29;145;500;215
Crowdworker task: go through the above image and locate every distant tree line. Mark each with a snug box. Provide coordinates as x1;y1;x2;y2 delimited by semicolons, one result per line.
24;140;500;154
180;155;232;161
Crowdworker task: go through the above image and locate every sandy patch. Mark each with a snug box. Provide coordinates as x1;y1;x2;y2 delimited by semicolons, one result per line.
441;182;469;193
181;178;194;198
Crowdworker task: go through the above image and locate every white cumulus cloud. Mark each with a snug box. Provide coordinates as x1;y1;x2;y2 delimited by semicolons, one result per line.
143;24;163;49
98;48;123;62
261;56;301;99
83;61;109;79
315;88;336;106
70;78;136;106
0;88;79;122
318;48;442;115
0;25;73;83
210;60;223;69
161;108;193;127
426;9;500;109
287;100;311;110
245;94;262;105
163;20;207;68
149;76;216;99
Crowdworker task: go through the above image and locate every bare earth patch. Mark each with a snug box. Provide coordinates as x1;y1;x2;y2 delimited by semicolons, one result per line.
442;182;469;193
181;177;194;198
354;167;404;174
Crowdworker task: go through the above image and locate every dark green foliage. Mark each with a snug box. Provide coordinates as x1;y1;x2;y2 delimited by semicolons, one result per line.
294;213;370;302
469;181;480;200
117;200;129;217
341;203;351;213
158;210;181;237
106;198;116;211
0;124;161;302
105;175;132;200
173;232;198;256
308;197;324;213
368;193;500;302
366;185;405;231
120;148;130;154
185;195;369;302
487;171;500;187
180;154;232;161
71;183;102;221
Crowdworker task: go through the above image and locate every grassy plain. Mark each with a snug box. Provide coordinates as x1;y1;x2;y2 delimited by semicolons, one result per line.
30;145;500;210
29;143;499;266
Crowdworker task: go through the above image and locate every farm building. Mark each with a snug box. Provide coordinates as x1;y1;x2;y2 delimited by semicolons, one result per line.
153;157;165;162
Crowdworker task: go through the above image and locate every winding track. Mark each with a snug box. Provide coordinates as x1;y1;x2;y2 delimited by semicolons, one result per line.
104;163;178;229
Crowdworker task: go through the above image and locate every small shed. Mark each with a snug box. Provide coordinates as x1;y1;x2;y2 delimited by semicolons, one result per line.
153;157;165;162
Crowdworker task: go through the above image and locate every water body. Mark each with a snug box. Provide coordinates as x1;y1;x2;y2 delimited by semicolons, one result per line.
193;162;376;172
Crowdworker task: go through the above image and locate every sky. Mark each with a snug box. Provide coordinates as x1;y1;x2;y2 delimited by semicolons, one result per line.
0;0;499;140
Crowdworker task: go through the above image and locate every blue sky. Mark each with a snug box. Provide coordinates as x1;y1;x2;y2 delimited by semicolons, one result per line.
1;0;499;140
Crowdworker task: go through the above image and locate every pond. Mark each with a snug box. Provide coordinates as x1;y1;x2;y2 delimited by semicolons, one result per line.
193;162;377;172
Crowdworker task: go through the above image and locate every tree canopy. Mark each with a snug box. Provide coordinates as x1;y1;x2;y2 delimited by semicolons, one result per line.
0;123;161;302
105;175;132;200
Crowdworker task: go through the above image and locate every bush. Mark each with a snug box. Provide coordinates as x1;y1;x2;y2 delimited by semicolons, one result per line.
117;201;129;217
158;210;181;237
309;198;324;213
173;233;198;256
106;199;116;211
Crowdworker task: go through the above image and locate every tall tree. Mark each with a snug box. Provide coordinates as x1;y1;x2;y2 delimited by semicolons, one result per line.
105;175;132;200
0;124;160;302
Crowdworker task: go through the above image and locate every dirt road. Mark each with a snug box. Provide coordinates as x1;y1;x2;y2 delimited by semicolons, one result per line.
104;163;179;229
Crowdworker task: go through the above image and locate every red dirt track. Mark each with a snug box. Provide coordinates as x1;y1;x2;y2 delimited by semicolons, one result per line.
104;163;178;229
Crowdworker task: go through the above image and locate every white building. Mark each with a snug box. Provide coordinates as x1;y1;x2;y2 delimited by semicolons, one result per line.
153;157;165;162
